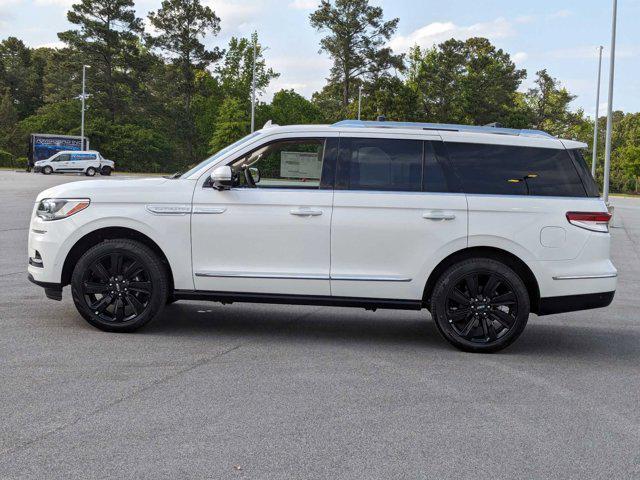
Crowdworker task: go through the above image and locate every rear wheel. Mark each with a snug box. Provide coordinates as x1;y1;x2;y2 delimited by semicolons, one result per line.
71;239;168;332
42;165;52;175
430;258;530;353
85;166;96;176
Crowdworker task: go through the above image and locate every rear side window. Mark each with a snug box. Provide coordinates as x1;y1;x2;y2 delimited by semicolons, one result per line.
567;149;599;197
445;142;587;197
338;138;422;191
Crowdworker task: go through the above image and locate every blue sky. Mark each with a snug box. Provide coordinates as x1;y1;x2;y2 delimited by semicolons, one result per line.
1;0;639;116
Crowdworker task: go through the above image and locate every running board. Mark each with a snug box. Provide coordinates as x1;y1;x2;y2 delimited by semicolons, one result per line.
173;290;424;311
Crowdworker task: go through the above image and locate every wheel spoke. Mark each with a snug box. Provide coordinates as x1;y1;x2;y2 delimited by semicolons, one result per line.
126;293;144;315
483;275;500;297
490;309;515;329
491;291;516;306
123;260;143;280
449;308;471;322
91;262;110;282
110;253;123;275
484;318;497;340
113;297;125;321
129;281;151;294
465;275;478;297
83;281;108;294
460;316;477;337
91;294;112;313
449;288;470;306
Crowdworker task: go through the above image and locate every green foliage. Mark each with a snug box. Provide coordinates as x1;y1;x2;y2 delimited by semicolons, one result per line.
0;148;13;167
101;123;174;172
310;0;403;108
270;89;324;125
209;97;250;154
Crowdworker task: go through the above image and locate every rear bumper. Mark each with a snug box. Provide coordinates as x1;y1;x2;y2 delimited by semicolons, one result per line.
28;273;63;301
537;291;615;316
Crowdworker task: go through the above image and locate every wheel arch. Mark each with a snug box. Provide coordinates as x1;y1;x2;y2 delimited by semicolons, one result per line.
61;226;174;291
422;246;541;314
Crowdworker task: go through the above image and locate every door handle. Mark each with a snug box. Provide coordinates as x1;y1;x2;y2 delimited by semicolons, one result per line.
290;208;323;217
423;211;456;221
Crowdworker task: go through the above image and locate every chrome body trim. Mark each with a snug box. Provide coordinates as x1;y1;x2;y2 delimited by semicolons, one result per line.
146;204;191;215
552;273;618;280
195;271;412;282
330;274;412;282
193;206;227;215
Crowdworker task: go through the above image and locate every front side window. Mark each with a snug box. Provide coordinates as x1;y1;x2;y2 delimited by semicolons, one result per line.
53;154;70;162
339;138;423;192
230;138;326;189
446;142;587;197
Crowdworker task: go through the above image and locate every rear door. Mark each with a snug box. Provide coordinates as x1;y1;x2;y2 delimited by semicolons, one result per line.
330;134;468;300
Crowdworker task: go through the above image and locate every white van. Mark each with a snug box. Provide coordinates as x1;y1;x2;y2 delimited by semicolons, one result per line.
33;150;115;176
27;120;615;352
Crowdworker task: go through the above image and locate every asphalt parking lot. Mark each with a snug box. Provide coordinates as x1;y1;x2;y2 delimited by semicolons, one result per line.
0;170;639;479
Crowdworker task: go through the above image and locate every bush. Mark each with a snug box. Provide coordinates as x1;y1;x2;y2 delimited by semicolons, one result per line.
0;149;14;167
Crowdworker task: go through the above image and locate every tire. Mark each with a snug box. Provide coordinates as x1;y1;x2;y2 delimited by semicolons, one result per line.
43;166;53;175
71;239;169;332
101;166;112;176
430;258;530;353
85;167;97;176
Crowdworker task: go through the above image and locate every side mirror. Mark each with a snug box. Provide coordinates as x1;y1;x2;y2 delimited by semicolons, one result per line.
249;166;261;183
210;165;233;190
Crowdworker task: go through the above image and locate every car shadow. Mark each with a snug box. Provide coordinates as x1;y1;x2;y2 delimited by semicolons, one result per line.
142;302;640;361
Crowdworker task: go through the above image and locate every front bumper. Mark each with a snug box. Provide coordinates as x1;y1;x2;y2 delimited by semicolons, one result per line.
28;273;63;301
33;166;42;173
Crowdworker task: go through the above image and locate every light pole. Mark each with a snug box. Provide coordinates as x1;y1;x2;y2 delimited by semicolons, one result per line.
250;34;257;133
603;0;617;204
80;65;89;150
591;46;603;177
358;85;363;120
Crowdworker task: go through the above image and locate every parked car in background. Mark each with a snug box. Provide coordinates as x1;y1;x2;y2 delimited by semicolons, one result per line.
27;120;615;352
33;150;115;176
27;133;89;172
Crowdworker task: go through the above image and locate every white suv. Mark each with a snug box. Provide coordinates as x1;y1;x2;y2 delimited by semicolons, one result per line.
27;120;616;352
34;150;115;176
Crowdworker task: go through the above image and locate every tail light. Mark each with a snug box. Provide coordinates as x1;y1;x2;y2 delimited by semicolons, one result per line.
566;211;612;233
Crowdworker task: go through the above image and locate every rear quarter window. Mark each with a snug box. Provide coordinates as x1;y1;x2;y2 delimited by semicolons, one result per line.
445;142;587;197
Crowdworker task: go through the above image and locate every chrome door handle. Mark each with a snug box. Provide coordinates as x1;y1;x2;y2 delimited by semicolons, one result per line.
423;211;456;221
290;208;323;217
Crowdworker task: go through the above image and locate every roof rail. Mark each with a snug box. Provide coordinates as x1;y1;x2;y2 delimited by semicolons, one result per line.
331;120;554;139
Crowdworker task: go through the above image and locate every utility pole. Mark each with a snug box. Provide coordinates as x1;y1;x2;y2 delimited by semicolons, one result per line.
358;85;363;120
592;46;603;177
251;33;257;133
80;65;89;150
603;0;617;204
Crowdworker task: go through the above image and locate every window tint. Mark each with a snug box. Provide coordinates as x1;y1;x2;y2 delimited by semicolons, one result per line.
53;154;69;162
567;149;599;197
424;141;460;193
445;142;587;197
231;138;325;189
341;138;422;191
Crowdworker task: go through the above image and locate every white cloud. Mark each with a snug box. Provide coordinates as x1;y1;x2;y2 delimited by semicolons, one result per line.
390;17;515;52
548;9;572;19
202;0;262;34
512;51;528;63
34;40;65;49
288;0;317;9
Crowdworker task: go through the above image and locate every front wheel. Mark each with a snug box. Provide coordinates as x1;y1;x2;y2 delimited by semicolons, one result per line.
42;165;53;175
430;258;530;353
71;239;169;332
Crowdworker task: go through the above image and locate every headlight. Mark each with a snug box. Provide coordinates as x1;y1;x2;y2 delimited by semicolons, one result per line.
36;198;90;221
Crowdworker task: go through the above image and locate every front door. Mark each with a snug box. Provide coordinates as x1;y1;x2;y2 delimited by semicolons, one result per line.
191;134;337;296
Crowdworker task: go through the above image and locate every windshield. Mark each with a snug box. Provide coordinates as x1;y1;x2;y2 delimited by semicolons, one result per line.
179;131;263;179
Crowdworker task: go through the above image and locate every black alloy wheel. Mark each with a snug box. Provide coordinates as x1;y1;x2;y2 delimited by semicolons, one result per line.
431;258;530;352
71;239;168;332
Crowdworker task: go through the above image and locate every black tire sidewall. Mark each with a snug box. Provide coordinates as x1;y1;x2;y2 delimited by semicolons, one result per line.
431;258;530;353
101;167;112;176
71;239;168;332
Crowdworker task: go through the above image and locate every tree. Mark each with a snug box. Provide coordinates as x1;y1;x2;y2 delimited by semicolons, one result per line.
209;97;250;154
58;0;145;122
524;69;581;137
407;38;526;125
0;37;45;119
310;0;402;109
147;0;222;163
216;33;279;106
0;87;18;153
269;89;323;125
